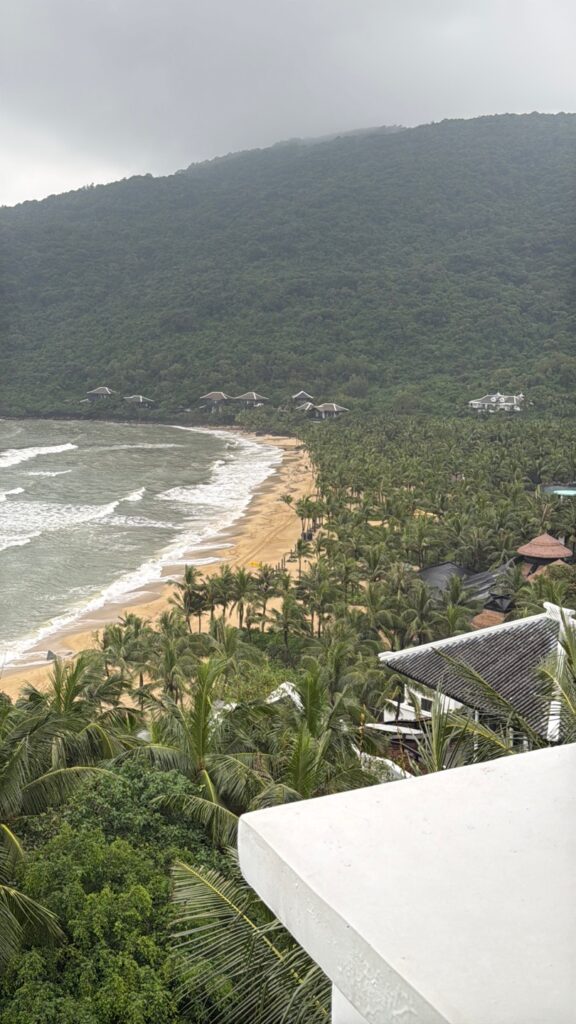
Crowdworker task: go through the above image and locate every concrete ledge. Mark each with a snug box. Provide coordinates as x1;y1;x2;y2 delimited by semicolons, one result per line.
239;746;576;1024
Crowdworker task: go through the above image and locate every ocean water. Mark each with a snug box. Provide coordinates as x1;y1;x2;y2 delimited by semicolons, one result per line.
0;419;281;667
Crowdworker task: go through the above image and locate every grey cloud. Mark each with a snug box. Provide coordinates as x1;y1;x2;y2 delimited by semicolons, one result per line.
1;0;574;204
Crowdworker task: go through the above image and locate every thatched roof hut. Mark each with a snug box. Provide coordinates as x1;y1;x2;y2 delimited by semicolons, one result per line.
517;533;572;562
292;390;314;401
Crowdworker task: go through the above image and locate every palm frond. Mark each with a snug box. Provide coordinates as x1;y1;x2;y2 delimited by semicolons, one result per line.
437;651;545;748
155;791;239;846
0;824;25;867
20;766;113;815
170;860;329;1023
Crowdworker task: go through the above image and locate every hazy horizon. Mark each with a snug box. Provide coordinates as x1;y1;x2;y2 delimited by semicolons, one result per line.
4;109;574;209
2;0;574;206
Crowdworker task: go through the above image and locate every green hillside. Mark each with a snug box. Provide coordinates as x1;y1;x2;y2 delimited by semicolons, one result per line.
1;113;575;418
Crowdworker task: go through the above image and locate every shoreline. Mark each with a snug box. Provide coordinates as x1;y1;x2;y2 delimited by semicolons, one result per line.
0;431;313;699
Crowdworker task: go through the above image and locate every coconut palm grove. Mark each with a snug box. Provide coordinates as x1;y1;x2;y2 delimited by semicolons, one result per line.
1;109;576;1022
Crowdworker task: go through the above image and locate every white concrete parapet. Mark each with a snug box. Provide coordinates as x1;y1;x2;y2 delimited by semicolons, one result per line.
239;745;576;1024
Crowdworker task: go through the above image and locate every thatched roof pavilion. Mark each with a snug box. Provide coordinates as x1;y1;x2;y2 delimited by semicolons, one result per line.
517;533;572;562
292;390;314;401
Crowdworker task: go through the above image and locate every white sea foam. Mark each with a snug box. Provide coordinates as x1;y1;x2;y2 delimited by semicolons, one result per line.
0;430;282;667
27;469;72;477
0;442;77;468
0;498;120;549
0;534;40;552
158;435;281;514
0;487;25;502
108;514;175;530
122;487;146;502
97;443;185;451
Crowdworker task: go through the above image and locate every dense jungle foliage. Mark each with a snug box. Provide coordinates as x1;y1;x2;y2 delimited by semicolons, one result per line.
1;415;576;1022
1;113;575;419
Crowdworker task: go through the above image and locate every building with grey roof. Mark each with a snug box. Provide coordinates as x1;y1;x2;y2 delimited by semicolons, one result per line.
379;603;573;740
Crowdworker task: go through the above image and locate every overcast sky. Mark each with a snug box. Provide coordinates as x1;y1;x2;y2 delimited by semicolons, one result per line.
2;0;574;206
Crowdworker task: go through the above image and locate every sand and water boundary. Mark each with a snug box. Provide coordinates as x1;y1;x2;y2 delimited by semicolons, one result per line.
0;432;314;699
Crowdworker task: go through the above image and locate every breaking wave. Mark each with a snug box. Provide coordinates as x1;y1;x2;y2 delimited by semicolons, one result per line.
0;443;77;469
0;487;25;501
0;425;282;667
122;487;146;502
27;469;72;477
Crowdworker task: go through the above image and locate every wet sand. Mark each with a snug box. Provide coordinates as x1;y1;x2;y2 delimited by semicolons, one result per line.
0;434;314;700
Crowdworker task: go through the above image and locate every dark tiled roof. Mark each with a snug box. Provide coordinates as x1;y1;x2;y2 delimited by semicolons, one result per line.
419;562;468;590
380;614;559;733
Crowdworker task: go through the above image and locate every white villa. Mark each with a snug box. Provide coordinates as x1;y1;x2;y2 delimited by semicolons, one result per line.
468;391;524;413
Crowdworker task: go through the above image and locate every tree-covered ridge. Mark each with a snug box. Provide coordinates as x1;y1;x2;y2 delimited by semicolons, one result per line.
1;113;575;418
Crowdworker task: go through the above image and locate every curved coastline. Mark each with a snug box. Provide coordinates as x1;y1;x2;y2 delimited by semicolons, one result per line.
0;429;313;698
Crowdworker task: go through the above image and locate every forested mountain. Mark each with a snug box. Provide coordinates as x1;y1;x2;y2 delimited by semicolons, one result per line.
1;113;575;418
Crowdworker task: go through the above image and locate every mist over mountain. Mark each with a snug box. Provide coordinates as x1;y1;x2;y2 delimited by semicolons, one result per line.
1;113;575;418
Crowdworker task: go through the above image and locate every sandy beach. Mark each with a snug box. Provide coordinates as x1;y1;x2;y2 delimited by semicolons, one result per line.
0;433;314;700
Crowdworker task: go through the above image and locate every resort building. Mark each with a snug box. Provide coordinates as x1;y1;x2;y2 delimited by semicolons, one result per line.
313;402;349;420
234;391;269;408
517;532;572;572
379;601;572;741
86;386;116;400
238;604;574;1023
417;560;513;629
468;391;524;413
124;394;154;406
198;391;231;410
292;390;315;402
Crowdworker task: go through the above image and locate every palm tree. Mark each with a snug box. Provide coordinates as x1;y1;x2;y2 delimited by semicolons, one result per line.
147;633;196;704
0;693;114;968
215;565;235;623
205;621;264;685
101;613;155;706
230;568;256;630
294;497;315;535
0;841;62;972
141;659;267;844
170;565;204;631
294;537;311;578
18;652;139;765
203;575;221;623
399;581;440;646
267;594;308;655
254;564;279;630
